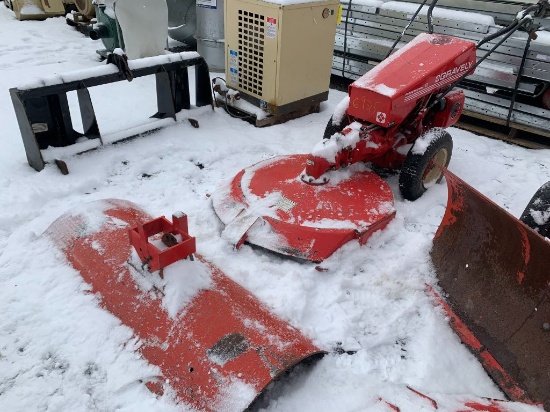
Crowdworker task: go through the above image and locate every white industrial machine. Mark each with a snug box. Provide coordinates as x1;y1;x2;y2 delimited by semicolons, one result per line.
222;0;340;126
116;0;168;59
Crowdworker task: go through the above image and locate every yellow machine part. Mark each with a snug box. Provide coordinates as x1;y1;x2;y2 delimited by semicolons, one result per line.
74;0;94;19
41;0;65;14
11;0;70;20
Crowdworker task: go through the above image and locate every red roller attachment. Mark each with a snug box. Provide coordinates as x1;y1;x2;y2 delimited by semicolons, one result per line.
45;199;324;411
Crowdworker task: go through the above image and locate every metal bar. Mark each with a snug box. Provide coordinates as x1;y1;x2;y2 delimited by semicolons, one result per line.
340;12;484;35
336;27;550;82
195;59;213;108
50;93;77;147
153;69;177;120
463;89;550;129
377;9;492;33
76;85;101;140
12;55;207;99
468;67;540;94
385;0;431;58
172;67;191;111
11;54;214;172
10;89;45;171
340;1;378;15
395;0;547;21
341;10;549;54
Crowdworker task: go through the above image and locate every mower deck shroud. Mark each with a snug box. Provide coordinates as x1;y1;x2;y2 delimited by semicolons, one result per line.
212;154;396;262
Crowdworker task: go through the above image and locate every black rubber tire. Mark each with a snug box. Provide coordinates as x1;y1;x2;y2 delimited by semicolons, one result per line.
323;115;347;140
66;16;78;27
399;128;453;201
519;182;550;238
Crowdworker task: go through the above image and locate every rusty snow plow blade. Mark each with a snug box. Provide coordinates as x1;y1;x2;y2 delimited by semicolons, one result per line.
431;168;550;410
44;199;323;411
212;154;396;262
376;385;542;411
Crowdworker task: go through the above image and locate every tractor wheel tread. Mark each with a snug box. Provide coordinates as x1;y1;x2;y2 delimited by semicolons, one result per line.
323;115;347;140
520;181;550;238
399;128;453;201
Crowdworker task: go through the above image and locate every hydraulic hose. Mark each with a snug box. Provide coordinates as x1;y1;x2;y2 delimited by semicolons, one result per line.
385;0;433;58
507;34;533;126
342;0;353;78
428;6;544;112
426;0;439;34
88;23;110;40
478;3;544;47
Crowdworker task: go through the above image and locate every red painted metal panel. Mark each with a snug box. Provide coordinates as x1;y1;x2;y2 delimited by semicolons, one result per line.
348;33;476;127
213;154;395;261
45;199;323;411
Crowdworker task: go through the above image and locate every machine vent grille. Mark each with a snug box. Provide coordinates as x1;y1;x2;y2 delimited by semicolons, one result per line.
237;9;265;96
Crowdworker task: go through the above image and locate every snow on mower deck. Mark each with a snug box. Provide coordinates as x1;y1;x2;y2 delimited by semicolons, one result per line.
212;154;396;262
44;199;323;411
431;168;550;410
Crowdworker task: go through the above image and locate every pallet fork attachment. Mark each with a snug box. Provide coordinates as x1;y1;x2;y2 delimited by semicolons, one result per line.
10;53;213;173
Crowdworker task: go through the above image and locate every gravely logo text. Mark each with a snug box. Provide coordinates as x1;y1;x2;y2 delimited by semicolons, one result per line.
435;61;474;83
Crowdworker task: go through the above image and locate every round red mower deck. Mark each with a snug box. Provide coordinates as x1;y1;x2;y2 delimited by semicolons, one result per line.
213;154;396;262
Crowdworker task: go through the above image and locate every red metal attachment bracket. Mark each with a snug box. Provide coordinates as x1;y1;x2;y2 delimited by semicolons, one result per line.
129;212;196;272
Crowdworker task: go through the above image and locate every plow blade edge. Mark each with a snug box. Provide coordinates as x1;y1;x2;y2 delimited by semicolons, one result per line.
431;169;550;409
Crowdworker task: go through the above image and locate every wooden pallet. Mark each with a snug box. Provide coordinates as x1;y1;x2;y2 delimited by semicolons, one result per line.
456;111;550;149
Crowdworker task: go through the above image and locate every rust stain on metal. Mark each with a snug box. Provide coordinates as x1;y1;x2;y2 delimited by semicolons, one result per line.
206;333;250;366
406;386;438;409
431;169;550;409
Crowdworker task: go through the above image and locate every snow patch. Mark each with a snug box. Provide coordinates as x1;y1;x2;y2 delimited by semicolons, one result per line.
2;11;550;411
332;96;350;126
212;376;257;412
350;0;385;7
381;1;495;26
529;204;550;226
128;250;212;319
310;121;363;162
411;129;443;155
20;3;45;15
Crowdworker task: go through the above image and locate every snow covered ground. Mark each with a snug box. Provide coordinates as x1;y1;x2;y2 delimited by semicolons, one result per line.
1;5;549;412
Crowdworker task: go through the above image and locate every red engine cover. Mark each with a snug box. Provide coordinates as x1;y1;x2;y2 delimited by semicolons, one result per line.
348;33;476;127
433;89;466;128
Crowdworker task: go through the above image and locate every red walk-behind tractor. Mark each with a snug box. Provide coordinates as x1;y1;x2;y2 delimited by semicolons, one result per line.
304;32;475;199
213;32;477;262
